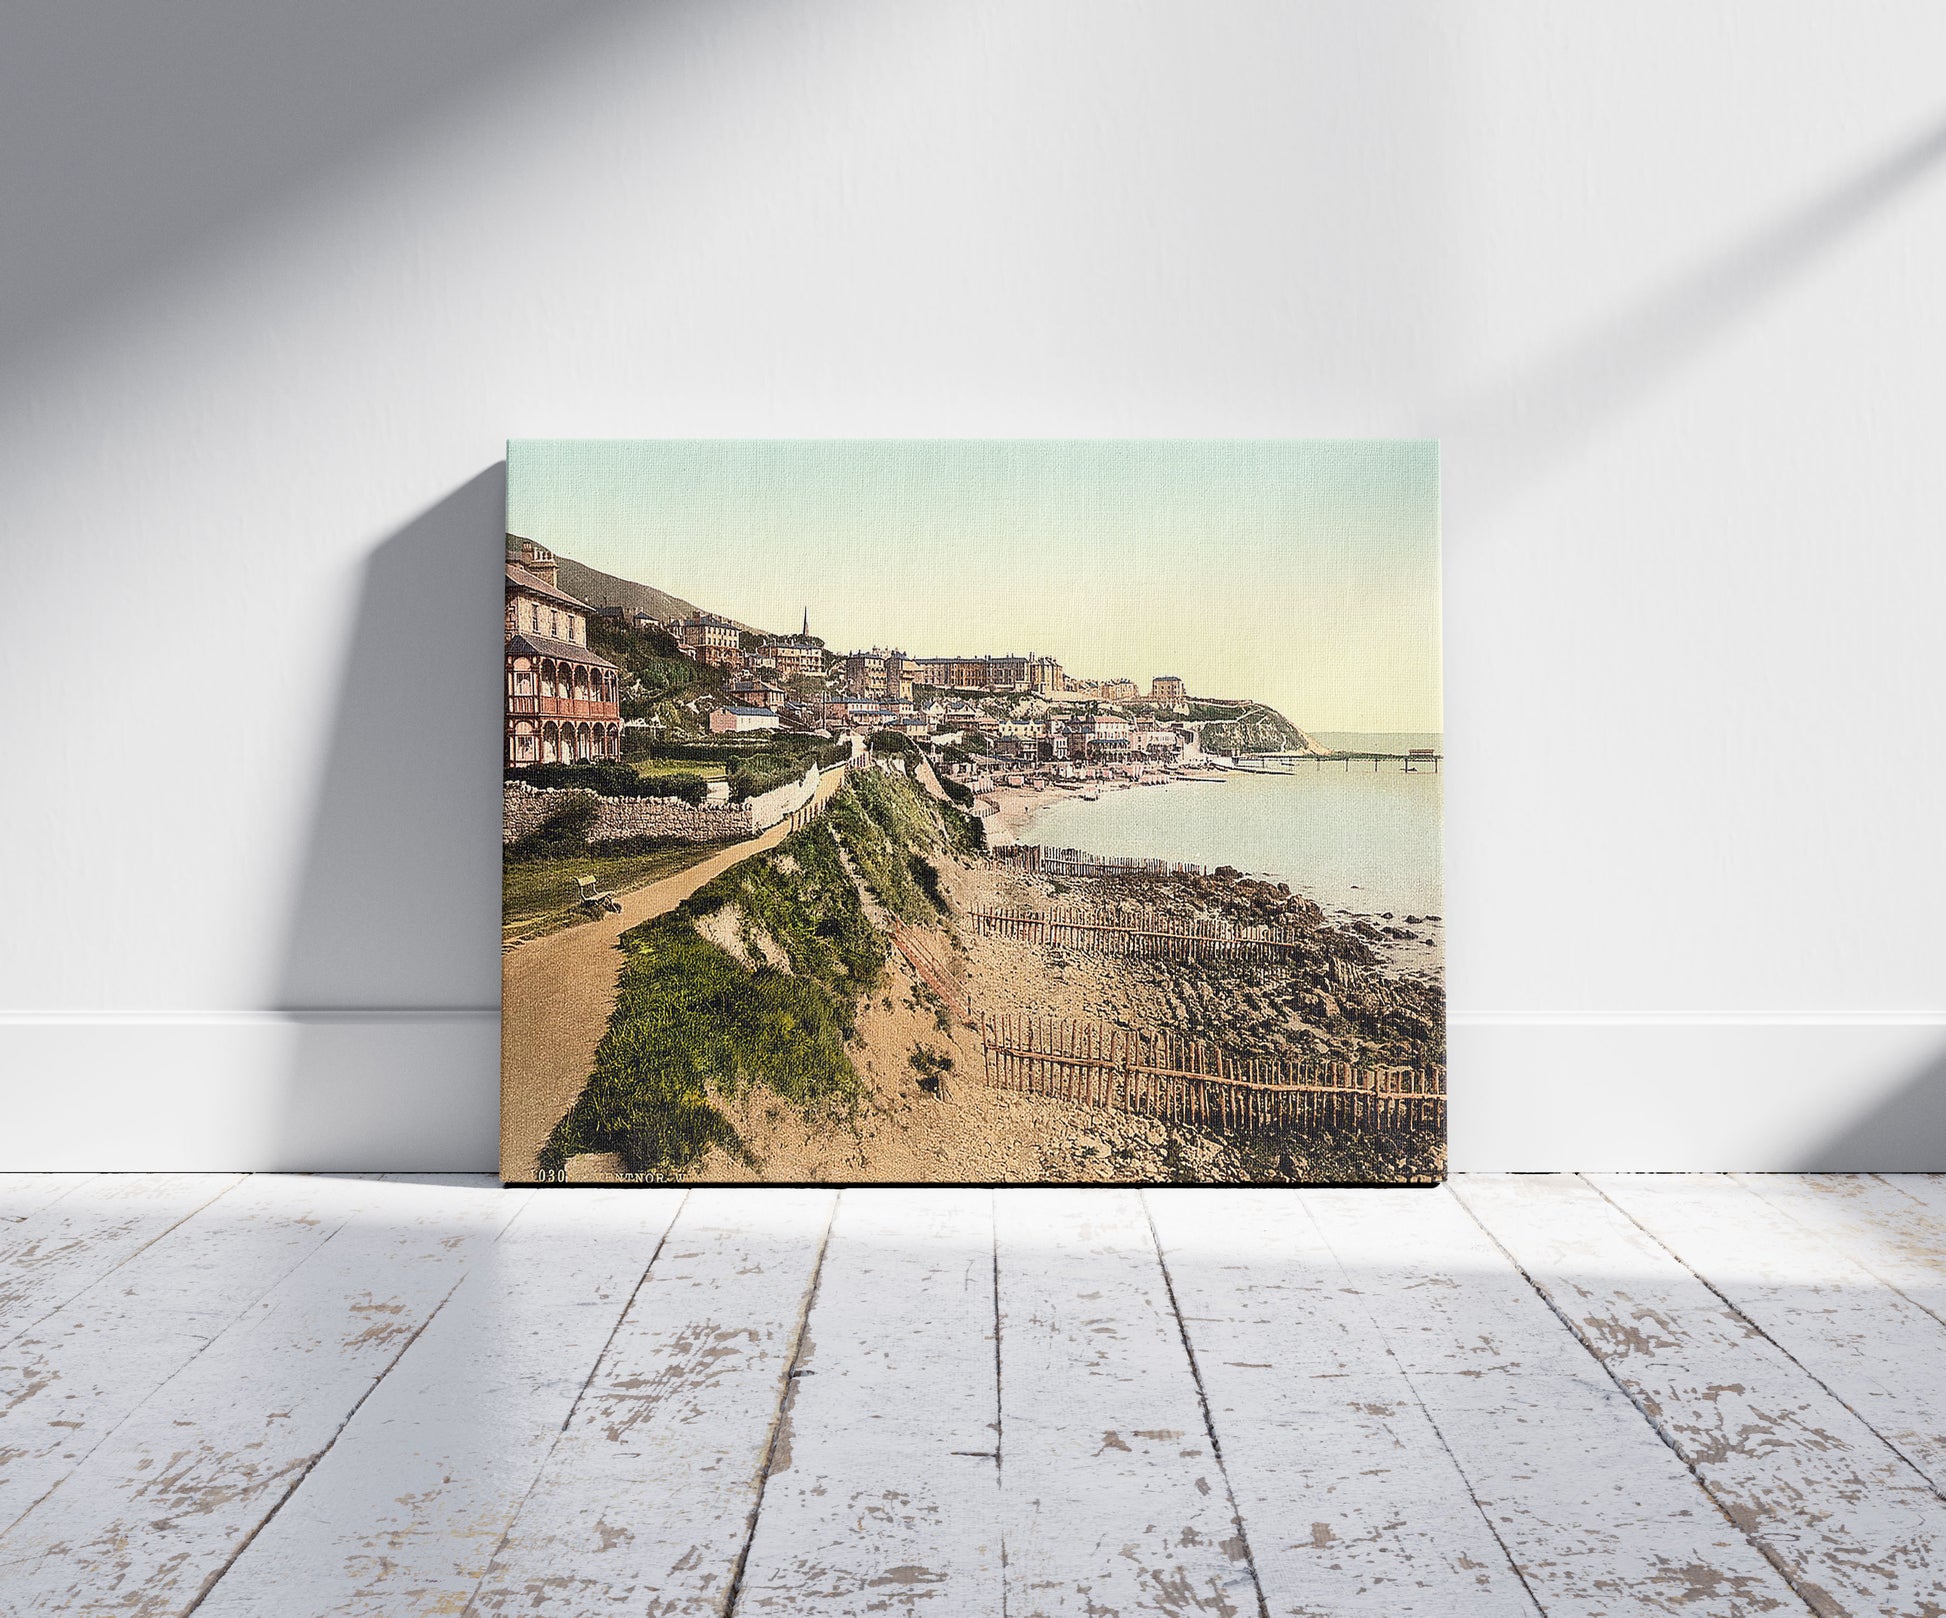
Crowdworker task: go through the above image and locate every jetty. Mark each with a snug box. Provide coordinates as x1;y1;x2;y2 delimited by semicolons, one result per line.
1228;748;1441;774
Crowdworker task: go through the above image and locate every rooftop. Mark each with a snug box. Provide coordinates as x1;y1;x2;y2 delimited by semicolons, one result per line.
504;632;618;672
506;563;595;613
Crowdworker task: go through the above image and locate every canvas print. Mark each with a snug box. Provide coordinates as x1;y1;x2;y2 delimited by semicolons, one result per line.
502;440;1443;1185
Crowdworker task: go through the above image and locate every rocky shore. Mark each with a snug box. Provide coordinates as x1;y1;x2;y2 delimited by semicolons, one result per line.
934;849;1444;1182
623;766;1444;1185
957;859;1444;1073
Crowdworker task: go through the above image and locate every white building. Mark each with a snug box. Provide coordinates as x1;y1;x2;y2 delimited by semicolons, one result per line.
710;706;780;734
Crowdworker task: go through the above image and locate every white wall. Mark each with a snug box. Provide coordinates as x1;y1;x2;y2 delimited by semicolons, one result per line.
4;1;1942;1170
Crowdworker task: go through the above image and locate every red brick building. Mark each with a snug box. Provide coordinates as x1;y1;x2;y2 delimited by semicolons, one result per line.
505;542;622;766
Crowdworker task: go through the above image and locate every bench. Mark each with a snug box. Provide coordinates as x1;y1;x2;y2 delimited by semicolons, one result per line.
574;875;622;915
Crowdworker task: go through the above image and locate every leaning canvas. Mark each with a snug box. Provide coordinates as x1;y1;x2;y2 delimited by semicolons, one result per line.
502;440;1443;1185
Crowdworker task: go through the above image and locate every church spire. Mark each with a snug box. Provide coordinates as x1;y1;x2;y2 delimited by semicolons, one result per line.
801;605;810;639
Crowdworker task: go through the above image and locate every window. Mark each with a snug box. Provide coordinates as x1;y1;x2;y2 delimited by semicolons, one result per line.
550;612;558;637
529;604;539;631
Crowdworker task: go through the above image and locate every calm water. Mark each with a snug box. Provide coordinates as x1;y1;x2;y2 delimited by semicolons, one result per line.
1310;730;1443;758
1020;743;1443;916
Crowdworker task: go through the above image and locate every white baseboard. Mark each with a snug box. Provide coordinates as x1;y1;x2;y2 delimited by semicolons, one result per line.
0;1012;500;1173
2;1012;1941;1173
1449;1016;1946;1171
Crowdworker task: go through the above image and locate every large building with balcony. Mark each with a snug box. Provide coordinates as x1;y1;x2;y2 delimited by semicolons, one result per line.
505;542;622;766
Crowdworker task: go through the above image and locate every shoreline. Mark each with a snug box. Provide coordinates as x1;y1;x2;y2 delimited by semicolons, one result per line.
983;766;1233;842
980;766;1441;940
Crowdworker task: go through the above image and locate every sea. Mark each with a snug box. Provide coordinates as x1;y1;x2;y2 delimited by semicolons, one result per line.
1016;732;1443;917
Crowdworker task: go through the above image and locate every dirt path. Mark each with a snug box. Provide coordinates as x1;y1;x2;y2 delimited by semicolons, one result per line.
498;768;850;1178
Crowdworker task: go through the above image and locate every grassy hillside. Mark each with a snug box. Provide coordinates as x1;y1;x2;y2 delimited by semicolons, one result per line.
507;534;766;633
584;613;721;732
1199;703;1318;755
539;769;981;1179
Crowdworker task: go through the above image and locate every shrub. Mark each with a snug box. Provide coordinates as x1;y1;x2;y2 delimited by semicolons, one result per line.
510;761;710;802
540;816;881;1178
942;801;985;855
908;855;945;910
825;769;951;924
653;739;786;761
727;755;806;802
939;775;975;808
867;729;918;756
512;761;644;798
646;773;713;805
540;919;858;1178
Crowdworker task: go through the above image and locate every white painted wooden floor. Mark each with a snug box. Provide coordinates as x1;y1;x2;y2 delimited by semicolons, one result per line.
2;1176;1944;1615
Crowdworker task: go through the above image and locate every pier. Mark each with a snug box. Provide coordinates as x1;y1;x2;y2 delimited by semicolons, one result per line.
1227;749;1441;774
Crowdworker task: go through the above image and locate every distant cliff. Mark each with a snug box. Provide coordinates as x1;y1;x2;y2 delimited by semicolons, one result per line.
1197;703;1320;756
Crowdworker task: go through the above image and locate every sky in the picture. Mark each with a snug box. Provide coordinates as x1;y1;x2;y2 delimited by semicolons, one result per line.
507;440;1441;733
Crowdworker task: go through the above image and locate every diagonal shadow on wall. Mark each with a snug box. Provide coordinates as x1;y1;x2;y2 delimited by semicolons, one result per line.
1445;110;1946;519
268;467;505;1169
1793;1043;1946;1172
0;1;651;381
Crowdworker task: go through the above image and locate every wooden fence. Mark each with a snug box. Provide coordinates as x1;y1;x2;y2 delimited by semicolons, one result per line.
783;793;828;834
973;905;1306;964
980;1011;1443;1135
989;844;1207;880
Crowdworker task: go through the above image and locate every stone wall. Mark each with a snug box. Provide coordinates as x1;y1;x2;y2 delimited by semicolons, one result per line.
503;763;821;847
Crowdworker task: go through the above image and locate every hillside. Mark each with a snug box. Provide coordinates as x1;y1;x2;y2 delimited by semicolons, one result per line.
540;767;983;1179
1197;702;1320;756
506;535;767;633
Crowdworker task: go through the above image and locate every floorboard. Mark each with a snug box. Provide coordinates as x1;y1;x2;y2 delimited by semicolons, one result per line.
0;1174;395;1536
1;1173;1943;1617
465;1187;836;1616
1148;1188;1539;1616
1311;1185;1806;1615
1459;1174;1946;1617
0;1175;522;1615
0;1173;244;1347
731;1188;1003;1615
193;1186;685;1617
1735;1174;1946;1326
1594;1173;1946;1498
0;1173;95;1222
994;1188;1261;1618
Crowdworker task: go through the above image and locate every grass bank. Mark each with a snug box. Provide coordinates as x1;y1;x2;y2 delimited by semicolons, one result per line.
502;844;726;943
540;769;981;1178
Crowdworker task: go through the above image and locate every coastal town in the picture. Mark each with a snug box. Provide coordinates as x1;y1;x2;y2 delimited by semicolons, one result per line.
502;440;1443;1185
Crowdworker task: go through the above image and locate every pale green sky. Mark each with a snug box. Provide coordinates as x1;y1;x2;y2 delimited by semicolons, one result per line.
507;440;1441;732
